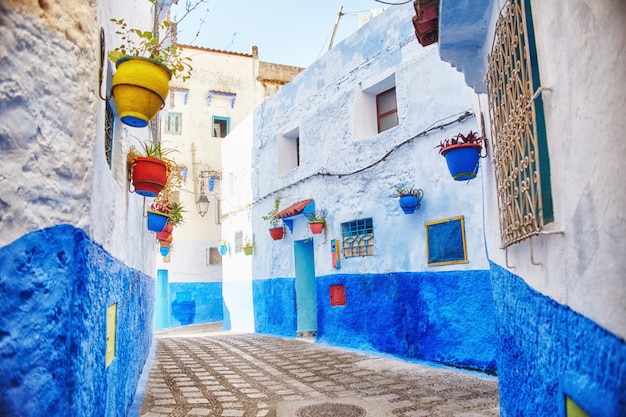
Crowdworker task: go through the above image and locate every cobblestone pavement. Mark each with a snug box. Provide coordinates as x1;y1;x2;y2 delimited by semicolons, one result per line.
139;331;499;417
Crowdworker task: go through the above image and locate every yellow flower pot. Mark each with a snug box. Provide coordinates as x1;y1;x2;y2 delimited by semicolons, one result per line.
111;56;171;128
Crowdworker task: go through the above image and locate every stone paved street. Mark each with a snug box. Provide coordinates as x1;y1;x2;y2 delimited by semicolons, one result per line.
139;328;499;417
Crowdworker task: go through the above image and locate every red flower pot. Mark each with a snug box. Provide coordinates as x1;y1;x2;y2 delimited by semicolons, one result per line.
269;227;284;240
309;222;324;234
132;157;167;197
156;230;172;241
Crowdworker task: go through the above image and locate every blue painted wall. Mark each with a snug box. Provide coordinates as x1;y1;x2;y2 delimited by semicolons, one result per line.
0;224;154;417
490;262;626;416
168;282;223;327
316;271;497;373
252;278;297;337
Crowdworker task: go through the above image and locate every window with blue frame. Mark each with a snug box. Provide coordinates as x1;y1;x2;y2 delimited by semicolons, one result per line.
341;218;375;258
212;116;230;138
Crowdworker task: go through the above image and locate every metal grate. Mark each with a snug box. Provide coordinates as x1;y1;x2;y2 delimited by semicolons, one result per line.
104;102;114;168
342;218;374;258
486;0;549;248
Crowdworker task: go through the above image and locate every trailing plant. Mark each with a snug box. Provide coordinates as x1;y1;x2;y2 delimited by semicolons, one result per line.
262;194;283;228
435;131;487;155
150;199;186;227
108;0;209;81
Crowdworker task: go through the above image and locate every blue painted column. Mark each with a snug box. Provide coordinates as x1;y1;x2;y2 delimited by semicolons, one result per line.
154;269;169;330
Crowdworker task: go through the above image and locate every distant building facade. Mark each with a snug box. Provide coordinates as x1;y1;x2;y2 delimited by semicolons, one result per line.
155;44;303;329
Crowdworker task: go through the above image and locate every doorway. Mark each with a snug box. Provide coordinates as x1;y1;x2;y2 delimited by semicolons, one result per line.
294;239;317;336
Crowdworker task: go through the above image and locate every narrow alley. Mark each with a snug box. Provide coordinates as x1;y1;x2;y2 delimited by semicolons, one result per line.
137;326;499;417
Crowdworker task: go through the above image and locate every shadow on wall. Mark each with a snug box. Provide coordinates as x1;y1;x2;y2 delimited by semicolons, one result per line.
168;282;224;327
171;298;196;325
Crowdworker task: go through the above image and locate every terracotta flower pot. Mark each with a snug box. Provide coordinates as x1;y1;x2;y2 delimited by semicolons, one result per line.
132;157;168;197
269;227;284;240
309;222;325;234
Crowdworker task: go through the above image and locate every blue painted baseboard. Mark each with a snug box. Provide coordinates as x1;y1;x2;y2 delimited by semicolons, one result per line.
490;262;626;416
0;224;154;417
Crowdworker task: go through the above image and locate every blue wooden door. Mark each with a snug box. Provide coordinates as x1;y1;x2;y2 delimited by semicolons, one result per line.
294;239;317;334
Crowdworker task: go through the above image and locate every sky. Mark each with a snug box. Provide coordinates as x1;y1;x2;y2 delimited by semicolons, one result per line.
171;0;398;68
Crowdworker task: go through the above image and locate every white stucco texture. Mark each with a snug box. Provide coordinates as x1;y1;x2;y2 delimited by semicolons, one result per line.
221;3;487;299
476;0;626;339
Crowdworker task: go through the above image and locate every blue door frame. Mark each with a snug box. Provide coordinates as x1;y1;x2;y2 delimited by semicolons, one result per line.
294;239;317;334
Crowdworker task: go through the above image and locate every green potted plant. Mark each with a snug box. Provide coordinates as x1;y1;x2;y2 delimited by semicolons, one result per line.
435;131;487;181
393;186;423;214
127;141;179;197
108;0;207;127
306;210;327;235
242;236;254;256
147;198;185;234
262;194;285;240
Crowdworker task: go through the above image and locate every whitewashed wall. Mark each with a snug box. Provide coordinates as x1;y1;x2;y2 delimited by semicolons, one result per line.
476;0;626;340
0;0;157;275
221;3;488;331
221;114;255;332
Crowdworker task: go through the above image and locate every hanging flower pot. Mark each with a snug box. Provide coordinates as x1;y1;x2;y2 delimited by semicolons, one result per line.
156;229;172;241
159;234;173;247
243;245;253;256
111;56;171;128
131;157;168;197
309;222;325;234
394;187;423;214
269;227;284;240
146;210;169;232
218;243;228;256
160;245;171;256
442;144;482;181
436;131;486;181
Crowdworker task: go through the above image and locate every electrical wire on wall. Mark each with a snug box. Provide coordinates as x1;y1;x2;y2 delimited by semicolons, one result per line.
222;110;476;220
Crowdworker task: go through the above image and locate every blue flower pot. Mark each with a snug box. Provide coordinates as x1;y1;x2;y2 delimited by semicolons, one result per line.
146;210;169;232
442;143;481;181
218;244;228;256
160;246;170;256
399;195;420;214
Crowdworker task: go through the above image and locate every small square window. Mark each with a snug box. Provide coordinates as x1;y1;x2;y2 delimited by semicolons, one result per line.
376;87;398;133
213;116;230;138
208;247;222;265
425;216;468;266
341;218;375;258
164;112;182;135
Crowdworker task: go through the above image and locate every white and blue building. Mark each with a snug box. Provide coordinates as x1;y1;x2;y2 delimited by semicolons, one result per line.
221;3;498;373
